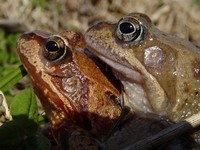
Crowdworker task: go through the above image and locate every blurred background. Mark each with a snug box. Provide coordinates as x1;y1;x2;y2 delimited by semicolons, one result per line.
0;0;200;96
1;0;200;42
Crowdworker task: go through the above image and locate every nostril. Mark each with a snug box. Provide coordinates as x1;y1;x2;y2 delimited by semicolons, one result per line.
28;32;36;38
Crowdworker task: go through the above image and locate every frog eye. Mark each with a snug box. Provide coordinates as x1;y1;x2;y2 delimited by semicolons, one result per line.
43;36;69;61
116;18;143;42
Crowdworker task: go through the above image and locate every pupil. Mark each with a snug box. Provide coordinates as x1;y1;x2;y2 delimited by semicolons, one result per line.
46;41;59;52
119;22;135;34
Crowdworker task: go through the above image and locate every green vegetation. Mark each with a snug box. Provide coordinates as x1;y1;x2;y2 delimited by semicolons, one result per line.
31;0;51;9
195;0;200;7
0;89;50;150
0;29;21;77
0;65;27;93
0;28;50;149
0;28;24;105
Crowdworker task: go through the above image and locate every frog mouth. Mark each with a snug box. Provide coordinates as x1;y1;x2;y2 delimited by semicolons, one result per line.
84;49;121;92
84;48;156;114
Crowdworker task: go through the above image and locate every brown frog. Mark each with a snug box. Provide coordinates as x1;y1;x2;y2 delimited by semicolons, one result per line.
17;30;122;149
84;12;200;140
17;29;195;149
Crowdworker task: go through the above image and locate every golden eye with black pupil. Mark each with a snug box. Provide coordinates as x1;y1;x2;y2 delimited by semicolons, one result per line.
116;17;144;42
43;36;69;61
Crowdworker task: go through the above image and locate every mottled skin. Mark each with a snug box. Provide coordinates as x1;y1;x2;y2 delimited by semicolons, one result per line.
16;30;180;150
17;30;122;148
85;13;200;139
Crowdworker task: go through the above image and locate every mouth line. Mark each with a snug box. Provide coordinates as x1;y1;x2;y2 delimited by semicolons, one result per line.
84;48;121;91
84;46;143;84
84;48;153;113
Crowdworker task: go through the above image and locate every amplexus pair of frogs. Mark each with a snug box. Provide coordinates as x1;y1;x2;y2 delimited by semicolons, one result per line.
17;13;200;149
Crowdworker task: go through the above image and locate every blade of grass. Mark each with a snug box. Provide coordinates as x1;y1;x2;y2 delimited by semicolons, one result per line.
0;64;27;92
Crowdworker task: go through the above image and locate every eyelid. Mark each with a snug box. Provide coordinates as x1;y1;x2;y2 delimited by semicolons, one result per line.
43;36;68;61
116;17;144;43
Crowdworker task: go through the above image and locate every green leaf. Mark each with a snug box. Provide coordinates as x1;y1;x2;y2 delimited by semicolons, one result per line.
0;120;26;149
10;89;38;122
0;64;27;93
0;89;51;150
37;115;46;126
0;118;50;150
19;132;51;150
0;117;38;150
